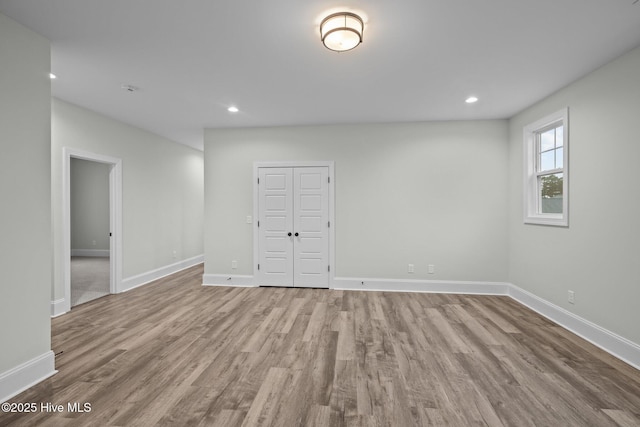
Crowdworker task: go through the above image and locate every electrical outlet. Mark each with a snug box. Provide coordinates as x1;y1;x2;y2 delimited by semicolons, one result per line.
231;260;238;269
246;215;252;224
428;264;435;274
172;250;177;259
408;264;414;273
568;290;575;304
92;240;96;246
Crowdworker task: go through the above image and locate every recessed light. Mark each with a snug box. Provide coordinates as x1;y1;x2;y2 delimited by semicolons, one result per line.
49;73;57;79
465;96;479;104
227;106;239;113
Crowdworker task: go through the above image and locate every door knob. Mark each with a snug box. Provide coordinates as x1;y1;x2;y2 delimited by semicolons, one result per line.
288;232;292;236
294;232;299;237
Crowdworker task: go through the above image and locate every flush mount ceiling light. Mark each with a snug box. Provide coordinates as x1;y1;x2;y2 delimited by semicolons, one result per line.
227;106;239;113
320;12;364;52
465;96;479;104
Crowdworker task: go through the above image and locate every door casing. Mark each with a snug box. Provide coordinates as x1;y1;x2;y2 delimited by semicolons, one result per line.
62;147;123;314
253;161;335;288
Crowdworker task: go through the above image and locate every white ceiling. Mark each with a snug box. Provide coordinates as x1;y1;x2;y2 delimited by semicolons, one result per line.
1;0;640;151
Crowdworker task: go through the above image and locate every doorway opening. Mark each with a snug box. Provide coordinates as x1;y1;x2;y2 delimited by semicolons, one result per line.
63;148;122;313
70;158;110;306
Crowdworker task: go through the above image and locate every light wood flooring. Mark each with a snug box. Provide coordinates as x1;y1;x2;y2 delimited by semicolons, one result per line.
2;264;640;426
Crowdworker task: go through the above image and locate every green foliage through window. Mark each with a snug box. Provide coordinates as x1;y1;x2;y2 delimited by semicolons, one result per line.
541;173;563;198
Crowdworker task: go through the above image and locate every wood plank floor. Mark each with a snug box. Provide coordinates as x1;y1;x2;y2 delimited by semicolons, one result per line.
2;264;640;426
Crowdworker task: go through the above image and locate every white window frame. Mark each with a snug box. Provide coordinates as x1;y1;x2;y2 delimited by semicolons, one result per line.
523;107;569;226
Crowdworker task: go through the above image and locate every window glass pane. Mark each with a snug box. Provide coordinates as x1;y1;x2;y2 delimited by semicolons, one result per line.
540;129;555;152
556;147;563;169
539;173;563;214
539;150;555;171
556;126;563;147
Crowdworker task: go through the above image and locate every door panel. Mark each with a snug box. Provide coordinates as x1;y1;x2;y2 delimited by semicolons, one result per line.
258;168;293;286
293;167;329;288
257;166;329;288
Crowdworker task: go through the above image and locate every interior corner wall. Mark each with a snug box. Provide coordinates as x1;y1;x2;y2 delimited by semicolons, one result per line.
0;13;52;373
204;120;509;284
508;45;640;345
51;98;204;302
71;158;110;251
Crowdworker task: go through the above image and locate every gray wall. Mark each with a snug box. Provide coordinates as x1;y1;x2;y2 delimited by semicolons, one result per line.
508;45;640;345
52;98;204;301
0;13;51;372
205;120;509;283
70;158;110;251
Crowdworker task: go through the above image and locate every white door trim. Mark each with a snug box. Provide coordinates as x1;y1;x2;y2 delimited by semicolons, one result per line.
62;147;123;313
253;161;335;288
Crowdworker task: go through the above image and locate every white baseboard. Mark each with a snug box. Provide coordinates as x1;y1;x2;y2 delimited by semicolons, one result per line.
121;254;204;292
202;274;257;287
71;249;109;257
50;298;66;318
0;351;57;404
507;284;640;370
200;275;509;294
333;277;510;295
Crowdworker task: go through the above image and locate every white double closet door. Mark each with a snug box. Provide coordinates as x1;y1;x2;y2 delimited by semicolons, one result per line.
258;166;329;288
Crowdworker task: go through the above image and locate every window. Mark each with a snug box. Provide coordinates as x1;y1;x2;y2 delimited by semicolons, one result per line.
523;108;569;226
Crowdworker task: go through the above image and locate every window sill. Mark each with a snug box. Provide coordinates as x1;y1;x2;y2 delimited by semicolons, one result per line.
524;215;568;227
